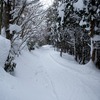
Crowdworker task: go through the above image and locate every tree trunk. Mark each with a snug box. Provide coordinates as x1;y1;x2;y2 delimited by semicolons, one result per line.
0;0;3;34
4;0;12;40
60;48;63;57
90;20;95;61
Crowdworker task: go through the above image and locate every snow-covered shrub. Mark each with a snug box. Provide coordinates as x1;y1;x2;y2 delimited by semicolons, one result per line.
27;39;35;51
4;55;16;73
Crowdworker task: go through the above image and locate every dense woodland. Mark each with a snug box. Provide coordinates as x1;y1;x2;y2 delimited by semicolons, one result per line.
0;0;100;73
46;0;100;68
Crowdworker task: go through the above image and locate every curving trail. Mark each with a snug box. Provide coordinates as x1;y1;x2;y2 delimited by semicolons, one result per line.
37;45;100;100
1;45;100;100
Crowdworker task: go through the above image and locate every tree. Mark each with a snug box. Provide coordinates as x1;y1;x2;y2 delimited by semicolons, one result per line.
0;0;3;34
77;0;100;66
46;0;59;45
46;0;90;65
2;0;46;73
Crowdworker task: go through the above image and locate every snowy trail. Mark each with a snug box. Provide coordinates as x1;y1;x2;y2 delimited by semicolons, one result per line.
0;45;100;100
37;46;100;100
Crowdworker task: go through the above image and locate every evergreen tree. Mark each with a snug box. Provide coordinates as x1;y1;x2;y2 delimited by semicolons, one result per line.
46;0;58;46
77;0;100;67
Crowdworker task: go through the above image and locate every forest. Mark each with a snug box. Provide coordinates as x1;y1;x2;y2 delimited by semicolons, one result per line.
0;0;100;100
0;0;99;73
46;0;100;68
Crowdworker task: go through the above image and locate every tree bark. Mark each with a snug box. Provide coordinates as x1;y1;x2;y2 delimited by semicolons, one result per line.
0;0;3;34
4;0;12;40
90;19;95;61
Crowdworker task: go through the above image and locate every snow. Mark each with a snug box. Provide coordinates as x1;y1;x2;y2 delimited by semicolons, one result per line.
0;35;10;68
1;27;6;37
92;35;100;41
79;18;87;26
73;0;84;11
9;24;21;34
0;45;100;100
58;2;65;25
40;0;54;9
4;0;7;3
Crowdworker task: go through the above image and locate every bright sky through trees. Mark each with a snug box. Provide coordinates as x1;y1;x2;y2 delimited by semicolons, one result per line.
40;0;54;9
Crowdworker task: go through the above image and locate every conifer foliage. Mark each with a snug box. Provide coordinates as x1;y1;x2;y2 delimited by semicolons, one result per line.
46;0;100;68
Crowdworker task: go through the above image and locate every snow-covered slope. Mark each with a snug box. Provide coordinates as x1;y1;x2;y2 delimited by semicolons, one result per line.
0;45;100;100
0;35;10;68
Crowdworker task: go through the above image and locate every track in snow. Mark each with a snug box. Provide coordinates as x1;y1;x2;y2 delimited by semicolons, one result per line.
36;46;100;100
2;45;99;100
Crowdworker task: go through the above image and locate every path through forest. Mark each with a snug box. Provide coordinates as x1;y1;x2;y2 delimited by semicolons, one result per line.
0;45;100;100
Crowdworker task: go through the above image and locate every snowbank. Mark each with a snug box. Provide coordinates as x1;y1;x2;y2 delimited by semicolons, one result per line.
0;35;11;68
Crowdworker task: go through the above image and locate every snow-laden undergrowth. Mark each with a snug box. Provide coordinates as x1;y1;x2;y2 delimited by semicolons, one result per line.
0;45;100;100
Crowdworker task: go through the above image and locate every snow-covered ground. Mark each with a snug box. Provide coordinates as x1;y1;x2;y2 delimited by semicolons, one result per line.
0;45;100;100
0;36;10;68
